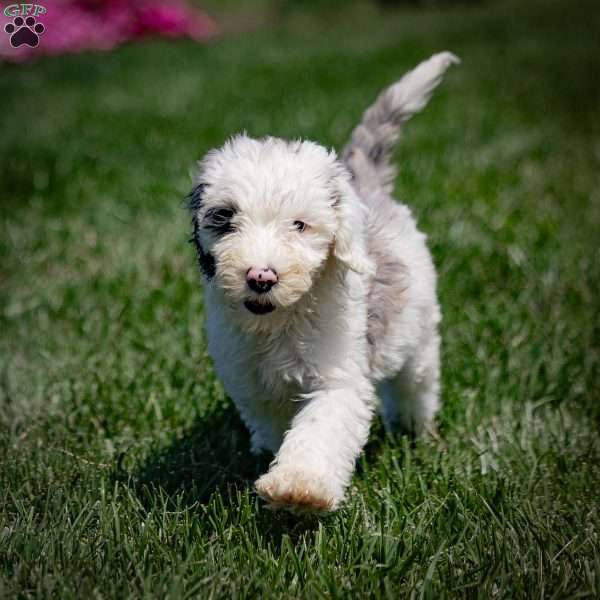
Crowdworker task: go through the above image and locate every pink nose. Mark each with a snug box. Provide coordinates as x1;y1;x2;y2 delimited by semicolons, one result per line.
246;266;278;294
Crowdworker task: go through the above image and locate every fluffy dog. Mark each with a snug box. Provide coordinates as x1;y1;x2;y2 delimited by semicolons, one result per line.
187;52;459;511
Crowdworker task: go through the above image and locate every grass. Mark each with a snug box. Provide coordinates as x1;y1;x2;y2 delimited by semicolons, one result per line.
1;0;599;597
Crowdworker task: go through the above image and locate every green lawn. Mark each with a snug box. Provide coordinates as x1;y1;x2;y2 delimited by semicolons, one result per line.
1;0;599;597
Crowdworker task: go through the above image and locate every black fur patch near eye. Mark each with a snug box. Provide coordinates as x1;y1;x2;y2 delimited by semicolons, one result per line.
186;183;216;280
198;246;216;279
189;225;216;280
204;207;236;235
187;183;206;212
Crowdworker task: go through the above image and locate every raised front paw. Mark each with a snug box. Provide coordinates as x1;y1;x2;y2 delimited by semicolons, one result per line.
255;467;339;512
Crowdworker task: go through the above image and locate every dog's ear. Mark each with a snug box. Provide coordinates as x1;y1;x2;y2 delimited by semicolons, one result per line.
186;182;206;243
186;183;216;280
331;170;374;275
187;182;206;213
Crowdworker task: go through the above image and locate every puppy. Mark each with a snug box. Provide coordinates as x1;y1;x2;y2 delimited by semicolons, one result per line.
188;52;459;511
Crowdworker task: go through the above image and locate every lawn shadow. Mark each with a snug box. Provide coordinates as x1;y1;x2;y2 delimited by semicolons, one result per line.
129;403;327;545
131;404;266;508
357;415;419;471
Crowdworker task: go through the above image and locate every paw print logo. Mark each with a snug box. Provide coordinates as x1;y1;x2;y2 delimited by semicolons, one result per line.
4;16;45;48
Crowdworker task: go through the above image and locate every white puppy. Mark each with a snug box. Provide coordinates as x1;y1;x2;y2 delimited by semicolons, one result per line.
188;52;459;511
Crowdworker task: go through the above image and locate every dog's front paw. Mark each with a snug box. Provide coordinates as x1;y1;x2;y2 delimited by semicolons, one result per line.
255;467;339;512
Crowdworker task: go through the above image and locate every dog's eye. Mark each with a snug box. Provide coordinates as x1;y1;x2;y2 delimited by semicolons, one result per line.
205;207;236;235
293;220;307;232
211;208;234;223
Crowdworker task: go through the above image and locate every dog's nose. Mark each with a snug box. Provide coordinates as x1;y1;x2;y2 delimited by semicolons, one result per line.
246;267;278;294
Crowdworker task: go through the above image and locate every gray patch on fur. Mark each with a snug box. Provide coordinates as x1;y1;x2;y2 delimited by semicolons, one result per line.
340;54;457;370
363;193;410;371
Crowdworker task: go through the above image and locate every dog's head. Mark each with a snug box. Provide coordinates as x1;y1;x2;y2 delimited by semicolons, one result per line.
188;135;370;328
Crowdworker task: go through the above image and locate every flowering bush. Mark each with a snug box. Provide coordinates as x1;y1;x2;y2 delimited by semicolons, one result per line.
1;0;217;62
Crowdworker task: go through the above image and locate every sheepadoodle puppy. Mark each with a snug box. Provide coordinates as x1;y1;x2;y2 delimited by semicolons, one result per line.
187;52;459;511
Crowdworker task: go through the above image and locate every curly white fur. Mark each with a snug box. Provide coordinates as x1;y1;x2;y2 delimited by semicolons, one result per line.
188;52;459;511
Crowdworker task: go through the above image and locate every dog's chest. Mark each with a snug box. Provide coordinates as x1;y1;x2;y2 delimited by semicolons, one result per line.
253;332;324;399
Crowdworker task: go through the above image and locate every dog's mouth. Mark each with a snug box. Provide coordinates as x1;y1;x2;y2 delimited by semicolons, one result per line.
243;299;276;315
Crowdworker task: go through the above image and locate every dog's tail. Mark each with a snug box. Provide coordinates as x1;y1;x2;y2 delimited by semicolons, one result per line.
342;51;459;196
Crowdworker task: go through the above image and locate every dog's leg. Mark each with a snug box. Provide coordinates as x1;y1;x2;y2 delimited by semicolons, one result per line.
380;334;441;435
254;383;375;511
234;397;294;456
247;420;284;457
